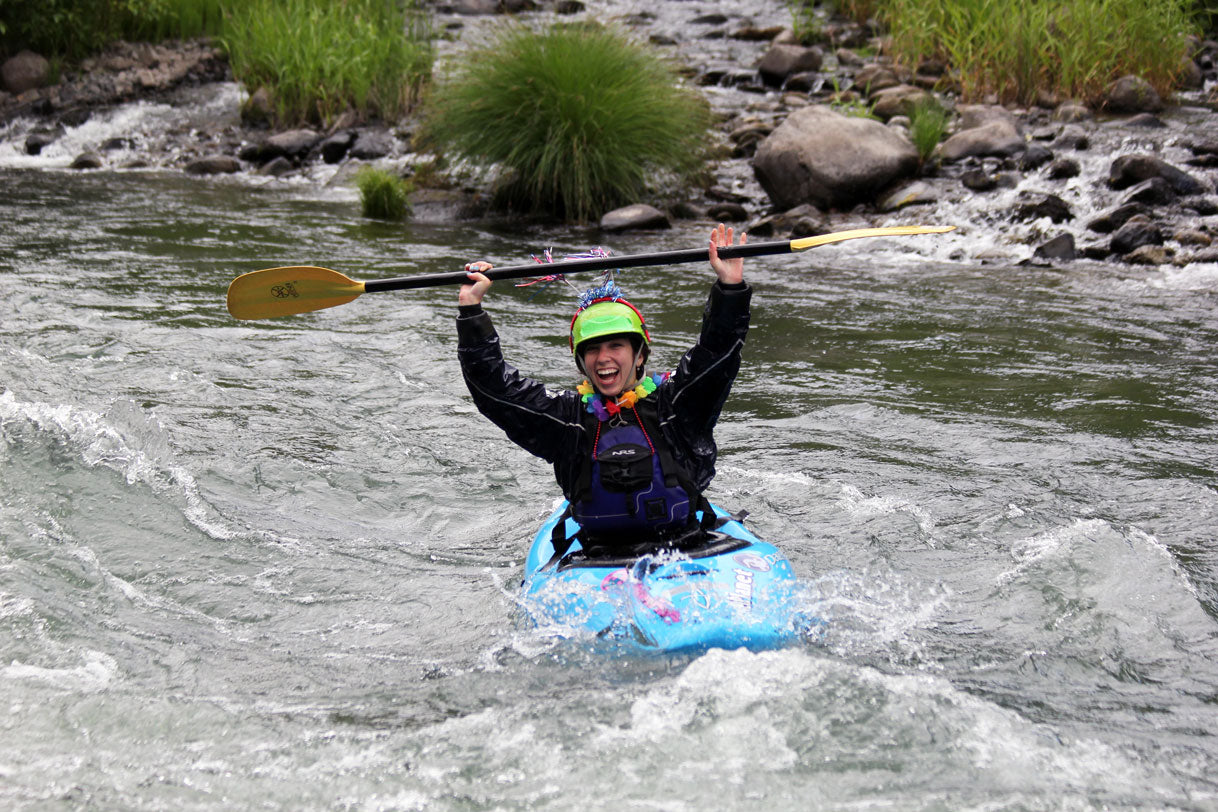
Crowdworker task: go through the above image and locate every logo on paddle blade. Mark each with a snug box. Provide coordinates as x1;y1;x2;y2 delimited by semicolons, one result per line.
271;282;299;299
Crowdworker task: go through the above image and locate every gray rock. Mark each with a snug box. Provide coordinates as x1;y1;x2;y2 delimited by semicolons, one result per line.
1122;177;1178;207
1104;75;1163;114
1086;203;1148;233
320;131;356;163
1033;233;1076;262
265;129;321;160
757;44;823;88
258;156;294;176
939;121;1025;162
961;168;998;192
1014;193;1072;223
870;85;931;120
1125;244;1170;265
24;132;57;155
1053;101;1091;123
2;50;51;94
349;129;394;160
1173;228;1212;247
1108;154;1207;195
1047;158;1080;179
705;202;748;221
70;152;103;170
599;204;671;232
241;87;274;127
748;203;828;239
185;155;241;175
752;105;919;210
1110;218;1164;254
1017;143;1053;170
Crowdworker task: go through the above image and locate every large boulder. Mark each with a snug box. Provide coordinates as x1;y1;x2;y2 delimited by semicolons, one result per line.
752;105;920;211
2;50;51;94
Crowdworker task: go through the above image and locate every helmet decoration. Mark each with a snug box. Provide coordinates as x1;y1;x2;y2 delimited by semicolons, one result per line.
569;279;650;356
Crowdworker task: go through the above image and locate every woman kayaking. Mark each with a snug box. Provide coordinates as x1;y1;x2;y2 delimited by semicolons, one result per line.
457;223;749;559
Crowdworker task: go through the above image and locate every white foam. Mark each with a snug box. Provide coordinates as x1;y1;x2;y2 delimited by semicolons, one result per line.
2;649;117;693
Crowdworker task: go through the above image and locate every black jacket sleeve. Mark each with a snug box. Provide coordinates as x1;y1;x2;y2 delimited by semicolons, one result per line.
456;304;587;467
656;280;752;491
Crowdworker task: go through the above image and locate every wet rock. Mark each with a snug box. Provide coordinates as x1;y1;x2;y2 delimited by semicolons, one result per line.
961;168;999;191
1014;192;1072;223
1033;233;1076;262
1086;203;1148;233
939;121;1024;162
599;203;670;232
1125;112;1166;128
853;65;899;94
1104;75;1164;113
1173;228;1212;247
258;156;294;177
241;86;274;127
3;51;51;94
1017;143;1053;171
870;85;931;121
1108;154;1207;195
349;129;394;160
757;44;823;88
835;48;865;68
185;155;241;175
24;132;57;155
731;25;786;41
878;180;939;211
1181;196;1218;215
1178;57;1205;90
748;203;828;238
555;0;584;13
1110;217;1164;254
241;129;321;164
705;202;748;221
1122;177;1178;207
1047;158;1080;179
783;72;818;93
752;105;919;210
1053;101;1091;123
70;152;103;170
1053;126;1090;151
1125;244;1170;265
320;131;356;163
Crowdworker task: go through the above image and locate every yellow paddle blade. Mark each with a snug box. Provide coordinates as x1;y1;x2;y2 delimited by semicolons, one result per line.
226;266;366;320
789;225;955;251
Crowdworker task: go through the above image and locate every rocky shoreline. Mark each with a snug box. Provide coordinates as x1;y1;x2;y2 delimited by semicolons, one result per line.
3;6;1218;267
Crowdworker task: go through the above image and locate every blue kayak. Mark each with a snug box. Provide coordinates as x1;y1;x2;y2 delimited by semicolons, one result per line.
520;502;812;654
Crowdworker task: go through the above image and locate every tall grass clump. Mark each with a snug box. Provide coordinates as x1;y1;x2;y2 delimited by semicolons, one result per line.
878;0;1198;105
908;95;949;164
1;0;223;61
356;166;412;220
221;0;432;126
423;23;713;223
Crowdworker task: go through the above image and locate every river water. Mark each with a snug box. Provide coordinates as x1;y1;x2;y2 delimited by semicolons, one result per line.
4;46;1218;812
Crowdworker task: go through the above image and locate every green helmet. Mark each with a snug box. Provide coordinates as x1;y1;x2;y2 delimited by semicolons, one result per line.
569;299;650;357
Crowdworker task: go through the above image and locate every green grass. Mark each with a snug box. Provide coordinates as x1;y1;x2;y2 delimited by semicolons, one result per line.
1;0;223;61
422;22;713;223
356;166;412;220
876;0;1198;104
908;95;949;163
221;0;432;126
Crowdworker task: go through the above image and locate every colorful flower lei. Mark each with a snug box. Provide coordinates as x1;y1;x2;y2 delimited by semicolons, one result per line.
577;372;669;421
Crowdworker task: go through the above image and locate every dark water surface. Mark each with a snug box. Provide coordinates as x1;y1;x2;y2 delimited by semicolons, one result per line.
2;167;1217;810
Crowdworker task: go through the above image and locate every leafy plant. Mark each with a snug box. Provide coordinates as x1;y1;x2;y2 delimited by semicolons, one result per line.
356;166;412;220
422;22;713;223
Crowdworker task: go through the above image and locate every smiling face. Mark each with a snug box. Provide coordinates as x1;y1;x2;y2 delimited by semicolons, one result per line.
581;335;641;398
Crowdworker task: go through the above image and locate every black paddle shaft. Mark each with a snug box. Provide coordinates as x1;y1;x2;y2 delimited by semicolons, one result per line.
362;240;795;293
